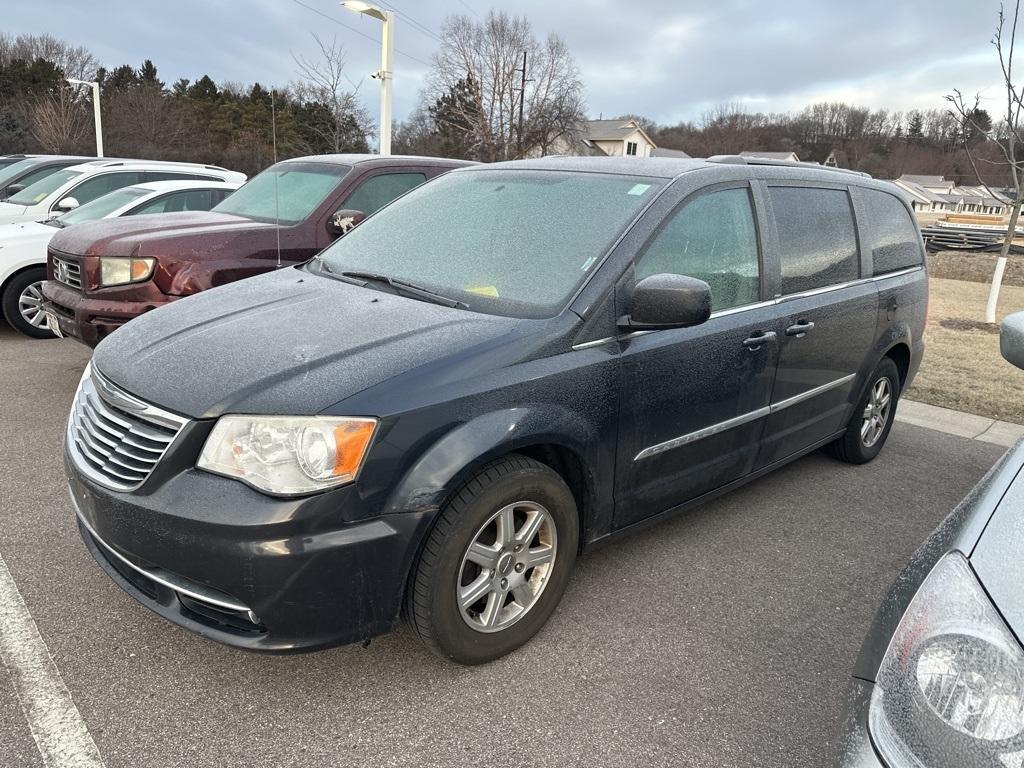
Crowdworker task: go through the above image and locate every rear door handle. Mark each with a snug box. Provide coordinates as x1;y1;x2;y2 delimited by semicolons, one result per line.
743;331;777;351
785;320;815;338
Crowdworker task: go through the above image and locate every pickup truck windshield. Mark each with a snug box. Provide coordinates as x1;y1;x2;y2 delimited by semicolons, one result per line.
213;162;350;225
8;169;82;206
317;169;664;319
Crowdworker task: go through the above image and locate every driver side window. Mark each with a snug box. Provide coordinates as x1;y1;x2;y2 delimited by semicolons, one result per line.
635;187;761;311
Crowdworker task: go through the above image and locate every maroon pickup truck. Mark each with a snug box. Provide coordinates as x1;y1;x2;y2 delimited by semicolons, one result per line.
42;154;472;346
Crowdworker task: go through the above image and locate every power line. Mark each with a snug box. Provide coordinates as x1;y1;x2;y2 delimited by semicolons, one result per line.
290;0;432;67
455;0;481;18
377;1;443;44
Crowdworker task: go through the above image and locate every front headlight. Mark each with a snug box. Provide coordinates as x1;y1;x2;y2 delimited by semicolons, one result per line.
99;256;155;287
869;552;1024;766
197;415;377;496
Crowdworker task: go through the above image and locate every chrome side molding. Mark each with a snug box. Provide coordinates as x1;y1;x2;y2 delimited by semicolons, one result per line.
634;373;857;461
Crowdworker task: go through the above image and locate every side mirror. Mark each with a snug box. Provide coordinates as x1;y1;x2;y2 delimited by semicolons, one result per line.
55;196;80;212
1001;311;1024;371
619;273;712;330
326;208;365;237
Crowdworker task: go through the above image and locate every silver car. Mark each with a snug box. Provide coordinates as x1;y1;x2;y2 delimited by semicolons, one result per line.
840;311;1024;766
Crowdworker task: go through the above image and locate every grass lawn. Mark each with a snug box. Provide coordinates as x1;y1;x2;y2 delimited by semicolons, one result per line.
906;277;1024;424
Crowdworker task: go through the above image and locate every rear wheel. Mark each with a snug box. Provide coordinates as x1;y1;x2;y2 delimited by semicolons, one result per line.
827;357;900;464
406;455;579;665
2;268;55;339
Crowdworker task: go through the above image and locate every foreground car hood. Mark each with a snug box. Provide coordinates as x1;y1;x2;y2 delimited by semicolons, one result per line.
92;267;519;419
0;202;30;225
0;220;56;245
48;211;272;257
970;440;1024;640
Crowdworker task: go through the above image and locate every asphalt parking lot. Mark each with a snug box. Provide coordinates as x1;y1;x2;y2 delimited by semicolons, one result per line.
0;322;1006;768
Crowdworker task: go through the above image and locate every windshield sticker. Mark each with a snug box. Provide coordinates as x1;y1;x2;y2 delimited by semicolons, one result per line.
627;184;652;196
466;285;500;297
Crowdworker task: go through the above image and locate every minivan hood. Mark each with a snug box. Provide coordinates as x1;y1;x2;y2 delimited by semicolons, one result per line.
48;211;271;257
92;267;519;419
969;440;1024;642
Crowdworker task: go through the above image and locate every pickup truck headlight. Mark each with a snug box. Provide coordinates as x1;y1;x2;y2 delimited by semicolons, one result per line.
869;552;1024;766
99;256;155;287
197;415;377;495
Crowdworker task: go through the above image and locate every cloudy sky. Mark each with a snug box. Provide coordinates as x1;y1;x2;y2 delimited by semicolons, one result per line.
4;0;1009;126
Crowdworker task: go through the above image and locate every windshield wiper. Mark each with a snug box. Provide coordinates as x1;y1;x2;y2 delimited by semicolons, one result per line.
334;269;468;309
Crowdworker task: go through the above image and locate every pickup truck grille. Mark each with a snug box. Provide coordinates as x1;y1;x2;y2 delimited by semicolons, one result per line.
52;255;82;290
67;366;188;491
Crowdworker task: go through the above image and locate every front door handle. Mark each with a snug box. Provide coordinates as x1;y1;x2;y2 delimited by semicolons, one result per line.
785;320;815;338
743;331;777;351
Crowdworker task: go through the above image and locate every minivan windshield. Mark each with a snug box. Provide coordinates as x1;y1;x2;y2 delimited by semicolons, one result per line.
316;169;664;319
51;186;150;227
8;168;82;206
212;162;350;225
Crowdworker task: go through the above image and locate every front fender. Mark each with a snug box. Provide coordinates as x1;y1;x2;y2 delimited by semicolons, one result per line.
382;404;609;535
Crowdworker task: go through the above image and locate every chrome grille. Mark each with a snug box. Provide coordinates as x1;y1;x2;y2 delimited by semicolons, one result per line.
67;366;188;491
52;255;82;290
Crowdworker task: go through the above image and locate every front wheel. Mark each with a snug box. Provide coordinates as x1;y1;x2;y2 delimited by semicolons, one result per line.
406;455;579;665
827;357;900;464
2;268;55;339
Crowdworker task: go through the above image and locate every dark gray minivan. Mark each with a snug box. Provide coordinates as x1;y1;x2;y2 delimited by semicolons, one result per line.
63;156;927;664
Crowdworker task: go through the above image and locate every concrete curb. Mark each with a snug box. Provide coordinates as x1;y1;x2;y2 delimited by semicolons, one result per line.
897;399;1024;448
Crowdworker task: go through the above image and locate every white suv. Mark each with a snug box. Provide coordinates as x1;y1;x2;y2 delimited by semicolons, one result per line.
0;159;246;227
1;179;241;338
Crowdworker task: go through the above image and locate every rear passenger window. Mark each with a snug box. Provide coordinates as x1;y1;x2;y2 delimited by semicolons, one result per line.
771;187;859;294
342;173;426;216
635;187;760;311
63;172;145;207
859;188;923;274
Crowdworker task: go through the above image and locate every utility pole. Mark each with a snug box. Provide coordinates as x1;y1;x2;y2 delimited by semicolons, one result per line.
515;50;527;159
67;79;103;157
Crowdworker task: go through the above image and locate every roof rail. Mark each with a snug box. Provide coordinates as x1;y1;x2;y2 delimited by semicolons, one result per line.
706;155;871;178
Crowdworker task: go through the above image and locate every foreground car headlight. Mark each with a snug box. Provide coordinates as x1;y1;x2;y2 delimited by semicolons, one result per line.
869;552;1024;766
99;256;155;286
197;415;377;495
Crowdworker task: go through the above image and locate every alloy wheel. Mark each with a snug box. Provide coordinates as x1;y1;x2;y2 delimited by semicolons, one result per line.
457;501;557;633
861;376;892;448
18;280;47;329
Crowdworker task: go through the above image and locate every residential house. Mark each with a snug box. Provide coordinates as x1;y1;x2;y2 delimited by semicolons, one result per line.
893;174;1011;216
544;119;676;158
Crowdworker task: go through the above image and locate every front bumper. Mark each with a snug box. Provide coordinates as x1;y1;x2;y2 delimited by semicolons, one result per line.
839;678;886;767
67;448;433;652
42;279;174;347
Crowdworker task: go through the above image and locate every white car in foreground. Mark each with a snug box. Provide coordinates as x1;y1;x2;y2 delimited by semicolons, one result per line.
0;159;246;227
1;179;241;338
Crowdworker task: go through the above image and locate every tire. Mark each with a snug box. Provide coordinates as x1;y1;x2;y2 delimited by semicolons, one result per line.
827;357;900;464
2;268;55;339
406;454;579;665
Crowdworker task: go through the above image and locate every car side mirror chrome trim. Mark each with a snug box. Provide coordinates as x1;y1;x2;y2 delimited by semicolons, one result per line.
327;208;366;238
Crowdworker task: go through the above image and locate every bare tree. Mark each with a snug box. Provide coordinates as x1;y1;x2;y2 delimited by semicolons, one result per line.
30;85;89;152
428;11;585;161
291;34;372;152
946;1;1024;324
0;33;97;81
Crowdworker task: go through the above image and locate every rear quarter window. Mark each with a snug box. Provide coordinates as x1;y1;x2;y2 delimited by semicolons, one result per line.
771;186;859;294
858;188;923;274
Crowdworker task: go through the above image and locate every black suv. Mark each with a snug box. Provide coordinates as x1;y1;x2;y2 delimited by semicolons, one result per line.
63;156;927;664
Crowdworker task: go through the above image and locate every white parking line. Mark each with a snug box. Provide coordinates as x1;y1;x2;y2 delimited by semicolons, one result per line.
0;552;104;768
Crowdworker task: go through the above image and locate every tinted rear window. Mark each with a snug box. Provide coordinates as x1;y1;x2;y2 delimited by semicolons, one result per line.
771;186;859;294
859;188;923;274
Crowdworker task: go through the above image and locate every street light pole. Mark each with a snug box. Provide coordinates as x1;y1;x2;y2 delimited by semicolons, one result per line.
67;79;103;157
341;1;394;156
